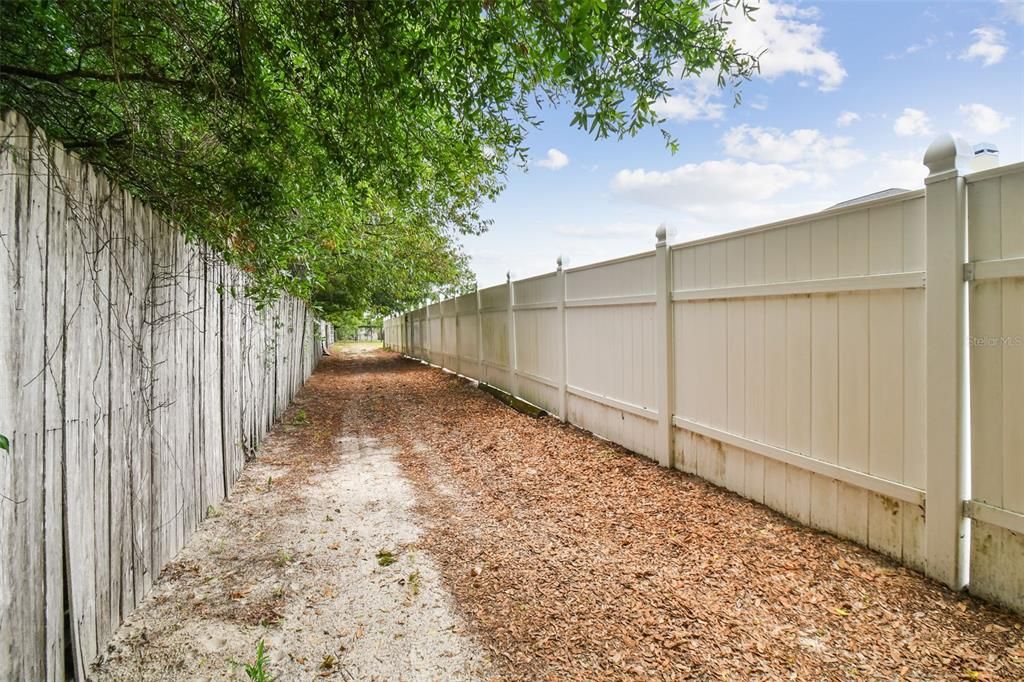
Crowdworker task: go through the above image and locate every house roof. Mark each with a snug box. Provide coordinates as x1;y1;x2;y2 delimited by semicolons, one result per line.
828;187;910;210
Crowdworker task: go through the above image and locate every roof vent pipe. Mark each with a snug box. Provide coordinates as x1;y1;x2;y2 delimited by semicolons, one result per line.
971;142;1000;172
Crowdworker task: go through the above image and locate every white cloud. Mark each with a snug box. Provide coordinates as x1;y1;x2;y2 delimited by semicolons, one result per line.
608;159;836;232
1002;0;1024;24
727;1;846;91
836;111;861;127
960;27;1008;66
657;73;726;122
905;36;937;54
610;160;812;211
884;37;937;60
893;108;933;137
864;153;928;191
721;125;865;172
886;36;938;60
959;103;1014;136
657;1;847;124
535;148;569;170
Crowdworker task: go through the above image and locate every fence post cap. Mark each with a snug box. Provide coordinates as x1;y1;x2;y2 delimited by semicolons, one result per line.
924;133;972;179
655;223;668;246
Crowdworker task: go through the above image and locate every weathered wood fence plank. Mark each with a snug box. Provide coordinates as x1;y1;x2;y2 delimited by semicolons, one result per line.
43;137;69;682
0;111;330;679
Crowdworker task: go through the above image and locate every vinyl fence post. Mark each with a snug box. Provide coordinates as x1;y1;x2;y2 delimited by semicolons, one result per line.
923;133;972;590
454;299;460;375
476;285;484;382
507;271;518;398
440;298;447;369
654;225;675;468
425;300;433;364
404;312;411;355
556;256;568;421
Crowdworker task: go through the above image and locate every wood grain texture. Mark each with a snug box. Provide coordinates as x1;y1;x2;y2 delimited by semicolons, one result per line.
0;112;327;679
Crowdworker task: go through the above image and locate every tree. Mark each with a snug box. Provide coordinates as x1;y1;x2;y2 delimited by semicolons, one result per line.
1;0;757;320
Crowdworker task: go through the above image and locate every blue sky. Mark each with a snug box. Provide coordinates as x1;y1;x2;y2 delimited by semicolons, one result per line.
464;0;1024;287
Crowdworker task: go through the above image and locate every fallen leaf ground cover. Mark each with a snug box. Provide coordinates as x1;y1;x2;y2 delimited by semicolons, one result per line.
94;345;1024;680
366;349;1024;680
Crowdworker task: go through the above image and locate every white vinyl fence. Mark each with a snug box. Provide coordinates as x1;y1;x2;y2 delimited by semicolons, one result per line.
386;134;1024;615
0;111;334;680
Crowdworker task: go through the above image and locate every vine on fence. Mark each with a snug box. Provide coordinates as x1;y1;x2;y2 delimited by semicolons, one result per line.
2;116;324;679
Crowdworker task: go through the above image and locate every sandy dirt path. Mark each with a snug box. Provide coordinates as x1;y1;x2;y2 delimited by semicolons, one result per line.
96;345;1024;681
93;343;489;681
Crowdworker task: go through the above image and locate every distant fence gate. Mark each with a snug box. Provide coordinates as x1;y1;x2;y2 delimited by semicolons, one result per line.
386;135;1024;616
0;111;334;679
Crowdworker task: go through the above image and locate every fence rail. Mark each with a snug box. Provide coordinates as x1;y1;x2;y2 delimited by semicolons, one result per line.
386;134;1024;616
0;111;334;680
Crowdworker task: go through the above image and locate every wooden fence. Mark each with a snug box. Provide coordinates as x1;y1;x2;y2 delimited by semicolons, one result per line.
0;111;334;680
386;135;1024;616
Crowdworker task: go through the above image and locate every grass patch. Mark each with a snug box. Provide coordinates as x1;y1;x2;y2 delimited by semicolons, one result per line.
376;549;398;567
244;639;273;682
287;409;309;425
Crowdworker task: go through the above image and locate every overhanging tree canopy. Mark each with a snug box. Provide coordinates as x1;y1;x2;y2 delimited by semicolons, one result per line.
1;0;757;319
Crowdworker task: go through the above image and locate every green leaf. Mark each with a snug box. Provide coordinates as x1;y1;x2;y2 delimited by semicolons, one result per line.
0;0;758;320
0;434;8;453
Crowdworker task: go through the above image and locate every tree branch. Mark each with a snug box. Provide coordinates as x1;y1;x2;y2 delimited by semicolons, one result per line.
0;64;190;88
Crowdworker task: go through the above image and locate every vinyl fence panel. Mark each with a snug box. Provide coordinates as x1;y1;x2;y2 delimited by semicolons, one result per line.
455;292;482;379
384;134;1024;617
670;194;928;568
512;272;561;415
966;163;1024;614
565;253;659;459
478;283;513;393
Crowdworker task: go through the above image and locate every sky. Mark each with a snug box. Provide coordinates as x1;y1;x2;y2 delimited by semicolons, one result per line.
463;0;1024;288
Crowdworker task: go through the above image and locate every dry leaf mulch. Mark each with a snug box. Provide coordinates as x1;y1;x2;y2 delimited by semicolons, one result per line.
343;348;1024;681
